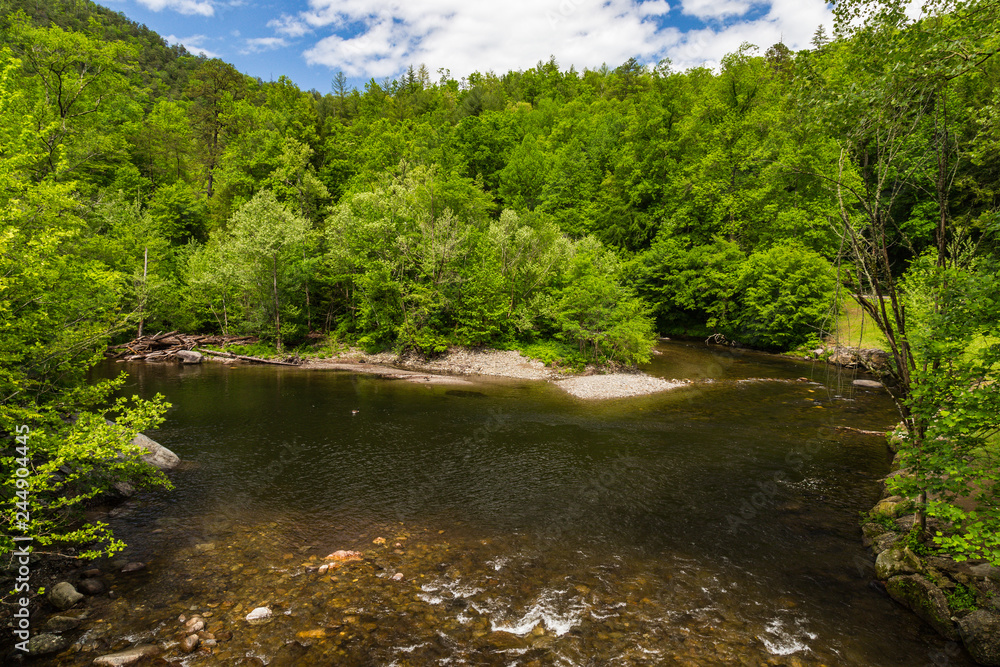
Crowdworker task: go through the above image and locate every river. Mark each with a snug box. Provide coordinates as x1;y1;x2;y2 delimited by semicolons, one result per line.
57;341;970;666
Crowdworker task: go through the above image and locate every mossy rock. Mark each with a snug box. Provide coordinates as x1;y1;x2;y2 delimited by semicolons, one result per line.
872;496;907;517
886;574;960;640
876;547;922;580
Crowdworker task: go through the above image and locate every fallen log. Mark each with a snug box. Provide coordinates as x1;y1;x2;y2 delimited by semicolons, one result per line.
199;348;300;366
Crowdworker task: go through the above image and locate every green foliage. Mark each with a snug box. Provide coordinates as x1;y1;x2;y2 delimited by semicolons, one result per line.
730;243;837;350
1;49;170;558
890;253;1000;563
901;527;931;556
947;583;979;611
512;340;588;371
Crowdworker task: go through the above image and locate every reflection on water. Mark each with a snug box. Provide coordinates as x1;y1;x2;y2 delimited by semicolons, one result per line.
46;341;969;665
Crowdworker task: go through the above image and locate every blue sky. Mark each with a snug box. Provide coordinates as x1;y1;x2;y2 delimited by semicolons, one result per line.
93;0;833;93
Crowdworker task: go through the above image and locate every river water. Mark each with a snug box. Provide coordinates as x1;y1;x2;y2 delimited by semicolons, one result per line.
58;341;969;666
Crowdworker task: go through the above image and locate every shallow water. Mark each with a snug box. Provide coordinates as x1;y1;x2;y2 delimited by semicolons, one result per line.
49;341;970;665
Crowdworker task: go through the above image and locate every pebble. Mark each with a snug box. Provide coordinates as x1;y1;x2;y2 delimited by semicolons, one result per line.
392;572;405;581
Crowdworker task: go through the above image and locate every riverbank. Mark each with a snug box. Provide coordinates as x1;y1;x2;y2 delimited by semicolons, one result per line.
863;429;1000;665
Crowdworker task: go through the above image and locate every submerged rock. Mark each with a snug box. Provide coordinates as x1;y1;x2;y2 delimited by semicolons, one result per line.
44;615;85;632
246;606;273;624
92;645;161;665
121;562;146;573
26;633;67;655
180;633;200;653
853;379;883;389
78;578;105;595
324;549;363;562
886;574;960;640
48;582;83;610
958;610;1000;665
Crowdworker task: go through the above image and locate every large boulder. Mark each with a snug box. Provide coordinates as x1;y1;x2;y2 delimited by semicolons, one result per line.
48;582;83;610
958;610;1000;665
886;574;960;640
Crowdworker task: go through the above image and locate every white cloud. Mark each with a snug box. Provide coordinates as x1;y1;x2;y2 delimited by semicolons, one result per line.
164;34;222;58
681;0;754;20
268;14;314;38
241;37;290;54
136;0;215;17
277;0;831;80
667;0;833;69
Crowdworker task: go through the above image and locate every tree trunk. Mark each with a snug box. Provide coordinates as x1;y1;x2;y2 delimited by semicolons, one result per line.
273;254;282;352
137;246;148;338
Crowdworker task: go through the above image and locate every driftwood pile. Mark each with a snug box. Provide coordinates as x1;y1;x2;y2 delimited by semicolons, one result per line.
106;331;301;366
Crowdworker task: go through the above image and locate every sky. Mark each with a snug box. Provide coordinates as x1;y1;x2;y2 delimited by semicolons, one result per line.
93;0;835;93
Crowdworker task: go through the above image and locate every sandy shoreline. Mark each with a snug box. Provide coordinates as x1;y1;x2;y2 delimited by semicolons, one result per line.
298;347;685;400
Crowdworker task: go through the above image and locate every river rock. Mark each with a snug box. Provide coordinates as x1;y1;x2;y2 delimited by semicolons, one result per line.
876;547;921;580
886;574;960;640
958;610;1000;665
133;432;180;470
176;350;203;364
853;379;883;389
324;550;363;562
49;582;83;610
78;578;105;595
873;532;901;555
184;617;205;632
180;633;200;653
26;633;67;655
245;606;273;624
92;645;162;665
44;614;84;632
121;562;146;573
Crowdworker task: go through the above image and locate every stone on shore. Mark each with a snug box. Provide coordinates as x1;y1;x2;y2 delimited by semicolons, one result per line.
92;645;162;665
875;546;921;580
886;574;960;640
957;609;1000;666
49;582;83;610
176;350;203;364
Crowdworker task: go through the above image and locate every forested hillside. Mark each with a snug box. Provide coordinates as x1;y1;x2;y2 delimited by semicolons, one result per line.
4;0;996;367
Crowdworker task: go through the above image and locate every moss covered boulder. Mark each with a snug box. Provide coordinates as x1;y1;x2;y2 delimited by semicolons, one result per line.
886;574;960;640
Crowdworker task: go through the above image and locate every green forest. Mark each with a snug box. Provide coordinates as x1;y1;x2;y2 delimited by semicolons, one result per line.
2;0;1000;565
